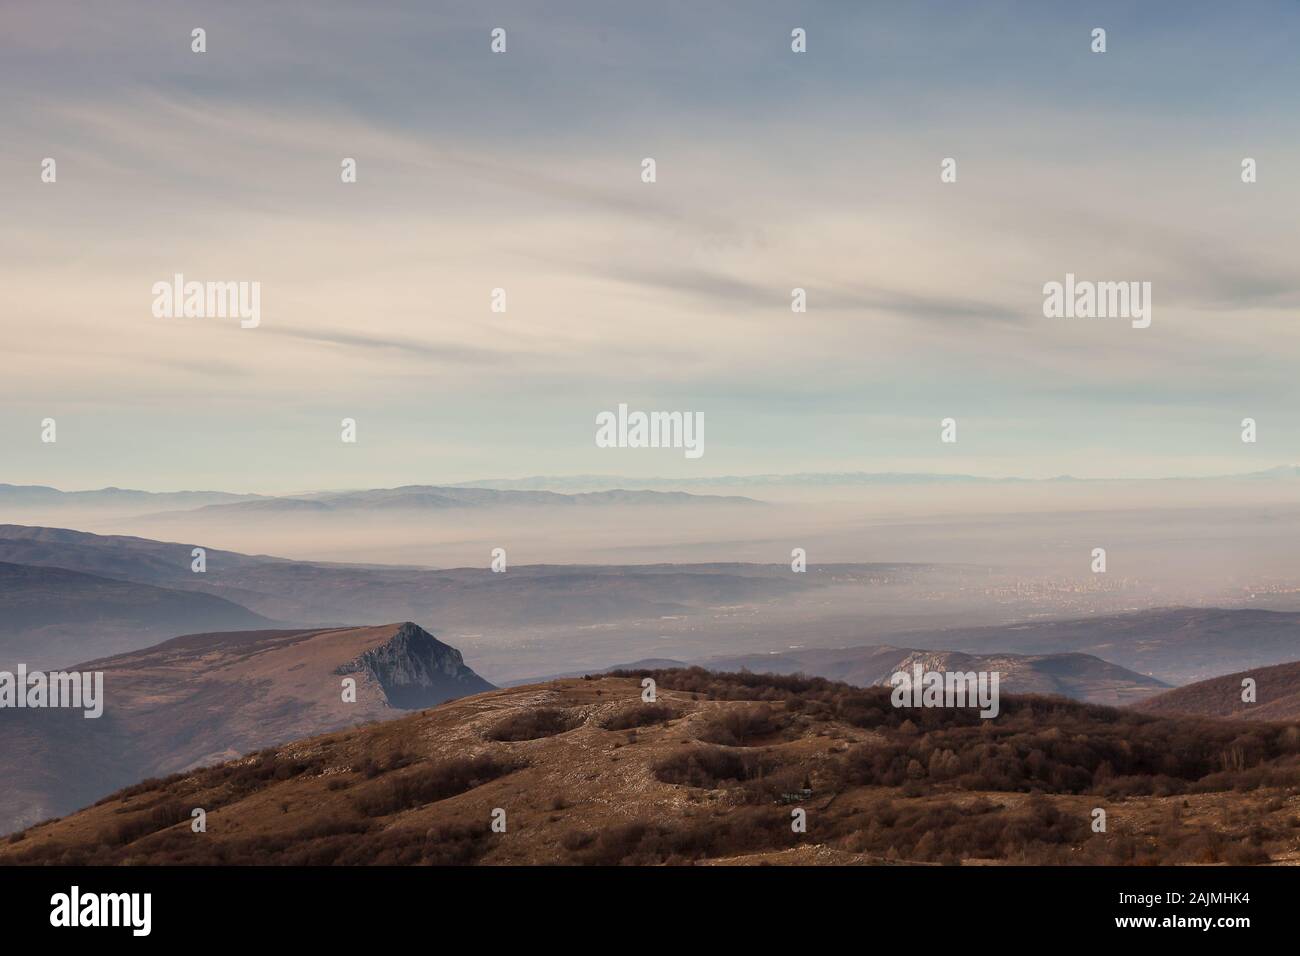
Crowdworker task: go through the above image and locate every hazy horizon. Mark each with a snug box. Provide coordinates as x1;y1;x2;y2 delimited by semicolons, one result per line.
5;457;1300;498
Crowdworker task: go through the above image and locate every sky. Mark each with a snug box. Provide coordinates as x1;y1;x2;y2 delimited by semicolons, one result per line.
2;1;1299;493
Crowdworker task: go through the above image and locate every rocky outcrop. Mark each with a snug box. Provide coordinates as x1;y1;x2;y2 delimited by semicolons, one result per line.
336;622;495;709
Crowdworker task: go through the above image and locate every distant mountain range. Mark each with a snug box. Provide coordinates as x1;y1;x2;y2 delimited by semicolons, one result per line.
1134;659;1300;721
0;622;491;833
0;483;264;509
455;472;1018;490
0;483;758;519
450;465;1300;492
151;485;759;518
516;645;1169;705
2;468;1298;516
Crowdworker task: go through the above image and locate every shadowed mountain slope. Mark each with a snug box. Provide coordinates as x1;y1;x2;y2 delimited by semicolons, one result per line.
0;560;272;668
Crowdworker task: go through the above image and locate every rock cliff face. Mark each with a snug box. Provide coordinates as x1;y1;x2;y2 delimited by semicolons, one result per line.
336;622;495;708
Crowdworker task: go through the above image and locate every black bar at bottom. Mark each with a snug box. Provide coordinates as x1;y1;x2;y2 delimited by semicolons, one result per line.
0;864;1280;942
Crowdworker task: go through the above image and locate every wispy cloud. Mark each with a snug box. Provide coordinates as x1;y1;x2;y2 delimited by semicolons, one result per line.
1;0;1298;489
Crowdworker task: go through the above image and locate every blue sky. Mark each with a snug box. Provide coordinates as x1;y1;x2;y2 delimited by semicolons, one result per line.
2;1;1298;492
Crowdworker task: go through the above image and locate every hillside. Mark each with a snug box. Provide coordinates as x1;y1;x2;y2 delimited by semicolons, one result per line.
0;622;492;833
0;560;272;668
5;669;1298;865
1134;660;1300;721
0;524;288;585
555;645;1170;705
908;607;1300;685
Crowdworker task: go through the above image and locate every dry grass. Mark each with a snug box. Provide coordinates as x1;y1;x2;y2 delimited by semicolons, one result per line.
4;669;1299;867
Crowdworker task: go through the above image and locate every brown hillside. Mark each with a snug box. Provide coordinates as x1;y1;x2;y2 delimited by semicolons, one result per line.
1134;660;1300;721
5;670;1300;866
